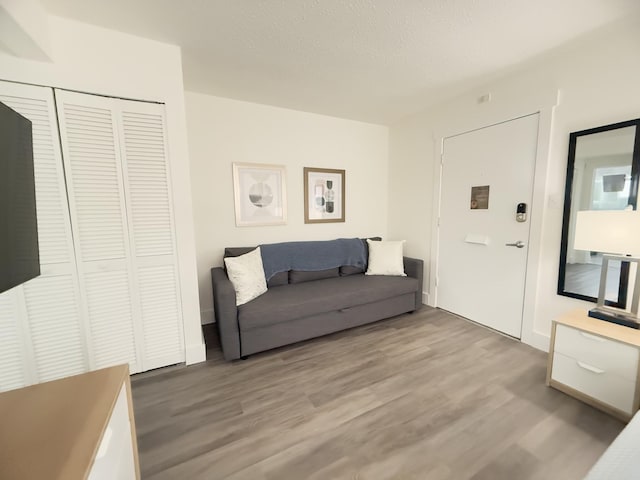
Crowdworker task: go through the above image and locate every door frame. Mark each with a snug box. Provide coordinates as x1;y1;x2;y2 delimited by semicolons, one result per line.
428;89;558;351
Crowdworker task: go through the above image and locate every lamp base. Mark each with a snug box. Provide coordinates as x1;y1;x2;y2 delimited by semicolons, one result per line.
588;307;640;329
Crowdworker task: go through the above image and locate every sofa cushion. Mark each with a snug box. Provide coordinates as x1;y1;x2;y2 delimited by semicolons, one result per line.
340;265;365;276
363;236;381;257
224;246;288;287
267;271;289;287
366;239;407;276
238;274;418;331
224;247;256;258
289;268;339;284
224;247;268;306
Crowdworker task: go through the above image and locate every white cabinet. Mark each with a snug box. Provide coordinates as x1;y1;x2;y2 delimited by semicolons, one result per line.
0;364;140;479
88;384;136;480
547;310;640;421
0;81;185;391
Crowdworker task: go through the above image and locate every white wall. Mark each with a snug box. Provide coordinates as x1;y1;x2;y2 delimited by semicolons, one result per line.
388;18;640;348
0;14;205;363
0;0;52;59
186;92;389;323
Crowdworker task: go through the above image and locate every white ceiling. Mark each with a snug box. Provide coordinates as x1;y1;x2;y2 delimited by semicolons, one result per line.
40;0;640;124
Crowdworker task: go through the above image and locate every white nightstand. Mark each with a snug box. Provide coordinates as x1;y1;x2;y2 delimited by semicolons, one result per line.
547;309;640;422
0;365;139;480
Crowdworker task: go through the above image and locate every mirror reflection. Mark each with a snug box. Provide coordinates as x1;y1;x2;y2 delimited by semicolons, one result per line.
558;120;640;306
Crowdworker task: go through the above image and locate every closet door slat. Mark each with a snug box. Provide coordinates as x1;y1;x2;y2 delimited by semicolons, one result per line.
57;101;127;262
121;110;173;257
0;293;28;391
138;264;183;369
84;270;138;371
23;275;85;382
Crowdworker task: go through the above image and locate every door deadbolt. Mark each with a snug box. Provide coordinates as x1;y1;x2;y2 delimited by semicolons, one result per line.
516;203;527;222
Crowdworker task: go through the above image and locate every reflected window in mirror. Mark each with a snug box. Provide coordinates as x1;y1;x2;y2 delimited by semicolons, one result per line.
558;118;640;306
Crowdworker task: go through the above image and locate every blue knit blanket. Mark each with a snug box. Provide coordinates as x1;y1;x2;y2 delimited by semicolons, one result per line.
260;238;366;281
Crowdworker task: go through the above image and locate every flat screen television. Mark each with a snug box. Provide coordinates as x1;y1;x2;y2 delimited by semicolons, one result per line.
0;101;40;294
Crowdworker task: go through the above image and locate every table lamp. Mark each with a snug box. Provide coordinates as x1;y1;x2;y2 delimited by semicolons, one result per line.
574;210;640;328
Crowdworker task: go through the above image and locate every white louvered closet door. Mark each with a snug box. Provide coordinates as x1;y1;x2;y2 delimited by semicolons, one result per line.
55;91;141;373
118;100;184;370
0;81;87;390
55;91;184;373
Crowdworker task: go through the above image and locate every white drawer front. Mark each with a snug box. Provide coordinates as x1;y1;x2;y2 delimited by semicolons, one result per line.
552;352;636;414
89;384;136;480
554;324;639;381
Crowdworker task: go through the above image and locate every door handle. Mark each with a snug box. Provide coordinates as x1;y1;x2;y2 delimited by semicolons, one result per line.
505;241;526;248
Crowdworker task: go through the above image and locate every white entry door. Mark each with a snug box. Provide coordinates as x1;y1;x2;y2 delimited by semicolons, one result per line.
437;114;539;338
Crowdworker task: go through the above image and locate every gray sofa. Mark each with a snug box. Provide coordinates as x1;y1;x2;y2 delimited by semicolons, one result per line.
211;242;423;361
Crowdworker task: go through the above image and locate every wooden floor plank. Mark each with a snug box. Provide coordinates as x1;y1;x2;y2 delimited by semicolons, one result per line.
132;307;623;479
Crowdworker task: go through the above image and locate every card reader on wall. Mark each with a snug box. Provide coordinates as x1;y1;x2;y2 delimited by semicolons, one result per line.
464;234;489;245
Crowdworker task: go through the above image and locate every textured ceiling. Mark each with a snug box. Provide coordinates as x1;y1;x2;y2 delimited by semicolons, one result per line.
40;0;640;124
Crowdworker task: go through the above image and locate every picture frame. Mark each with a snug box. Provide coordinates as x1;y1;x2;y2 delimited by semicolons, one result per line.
232;162;287;227
303;167;345;223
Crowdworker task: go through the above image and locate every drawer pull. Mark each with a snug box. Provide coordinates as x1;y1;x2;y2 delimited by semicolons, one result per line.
577;361;605;374
579;331;605;343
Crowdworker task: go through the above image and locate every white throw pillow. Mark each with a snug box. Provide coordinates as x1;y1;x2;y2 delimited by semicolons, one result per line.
365;239;407;276
224;247;268;306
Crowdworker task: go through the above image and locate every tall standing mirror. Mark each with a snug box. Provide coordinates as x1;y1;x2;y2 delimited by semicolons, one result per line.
558;118;640;306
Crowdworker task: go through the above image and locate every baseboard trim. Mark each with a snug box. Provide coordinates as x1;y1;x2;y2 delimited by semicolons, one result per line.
522;330;550;353
185;342;206;365
422;291;429;306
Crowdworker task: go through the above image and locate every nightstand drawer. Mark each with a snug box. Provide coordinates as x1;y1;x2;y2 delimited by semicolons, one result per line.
554;324;639;381
552;352;636;414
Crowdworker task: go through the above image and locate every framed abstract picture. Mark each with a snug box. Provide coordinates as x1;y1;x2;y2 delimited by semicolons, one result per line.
303;167;345;223
232;162;287;226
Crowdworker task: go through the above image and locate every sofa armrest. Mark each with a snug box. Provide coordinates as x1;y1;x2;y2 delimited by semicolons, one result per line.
211;267;241;360
403;256;424;310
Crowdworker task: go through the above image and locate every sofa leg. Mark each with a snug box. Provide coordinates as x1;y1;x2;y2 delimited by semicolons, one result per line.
240;355;249;360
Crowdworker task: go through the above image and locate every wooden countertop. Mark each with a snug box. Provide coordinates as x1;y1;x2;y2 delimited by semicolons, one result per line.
0;364;130;480
555;309;640;348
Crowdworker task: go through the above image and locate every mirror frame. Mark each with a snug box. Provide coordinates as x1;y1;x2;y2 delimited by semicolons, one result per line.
557;118;640;306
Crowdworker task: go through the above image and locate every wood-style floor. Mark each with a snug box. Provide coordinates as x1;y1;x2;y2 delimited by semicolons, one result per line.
131;307;624;480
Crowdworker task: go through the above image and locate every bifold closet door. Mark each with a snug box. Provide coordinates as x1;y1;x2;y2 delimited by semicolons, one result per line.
118;100;185;370
55;91;141;373
55;90;184;373
0;81;87;391
0;84;184;392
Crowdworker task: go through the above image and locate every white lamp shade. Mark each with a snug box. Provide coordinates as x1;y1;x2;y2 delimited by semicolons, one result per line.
574;210;640;255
